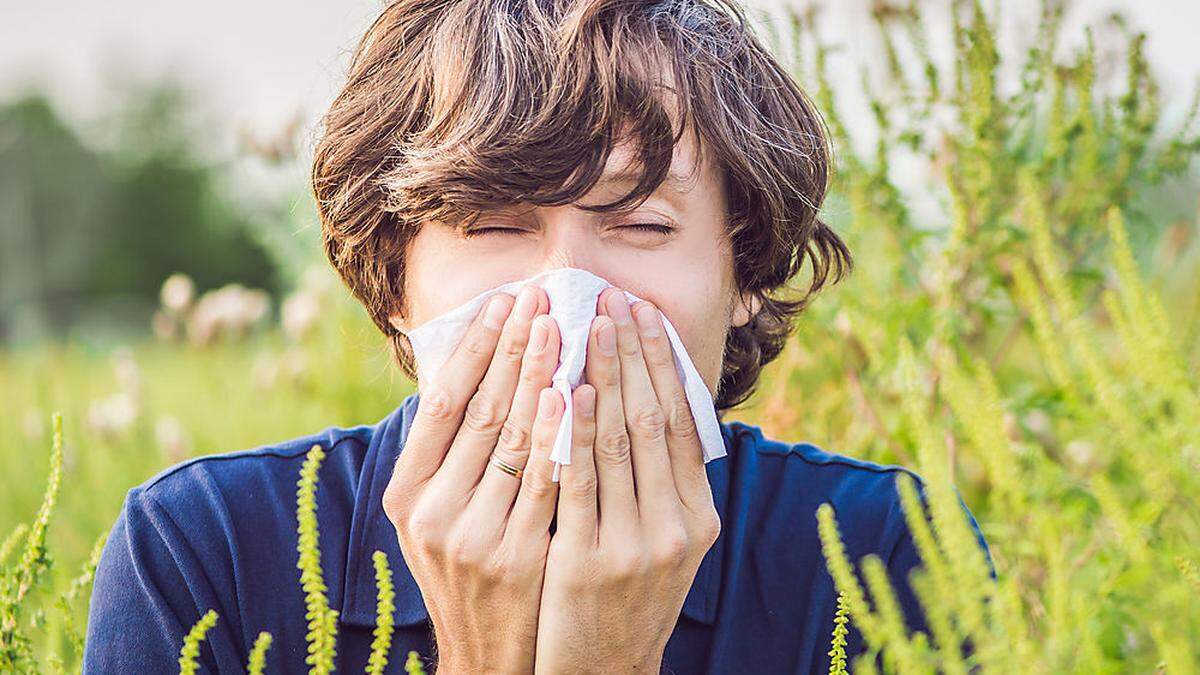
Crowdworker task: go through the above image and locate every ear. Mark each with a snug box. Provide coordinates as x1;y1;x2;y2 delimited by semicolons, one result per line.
730;290;761;328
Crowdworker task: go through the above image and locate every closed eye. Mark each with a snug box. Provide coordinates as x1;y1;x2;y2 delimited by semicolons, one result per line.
622;223;674;234
462;226;528;238
463;222;675;237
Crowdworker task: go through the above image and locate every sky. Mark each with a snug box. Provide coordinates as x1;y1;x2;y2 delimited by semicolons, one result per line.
2;0;1197;163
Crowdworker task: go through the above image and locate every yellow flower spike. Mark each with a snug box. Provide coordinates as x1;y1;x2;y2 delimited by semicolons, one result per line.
178;609;218;675
404;649;427;675
816;502;882;645
296;443;337;674
367;550;396;675
827;591;851;675
246;632;272;675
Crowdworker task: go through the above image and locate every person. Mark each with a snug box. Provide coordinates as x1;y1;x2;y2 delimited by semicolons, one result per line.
83;0;994;672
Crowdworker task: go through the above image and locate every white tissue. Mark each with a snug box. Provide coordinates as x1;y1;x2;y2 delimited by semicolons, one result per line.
405;267;726;482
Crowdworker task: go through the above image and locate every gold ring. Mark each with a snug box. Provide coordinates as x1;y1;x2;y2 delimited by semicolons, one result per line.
489;453;523;479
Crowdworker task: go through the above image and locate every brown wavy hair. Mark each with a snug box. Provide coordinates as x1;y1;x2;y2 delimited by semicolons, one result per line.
311;0;852;411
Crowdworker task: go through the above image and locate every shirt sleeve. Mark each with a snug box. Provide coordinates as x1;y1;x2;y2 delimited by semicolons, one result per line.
82;486;237;673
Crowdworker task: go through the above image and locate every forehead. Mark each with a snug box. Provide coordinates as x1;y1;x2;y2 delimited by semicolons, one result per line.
590;53;720;197
589;112;718;207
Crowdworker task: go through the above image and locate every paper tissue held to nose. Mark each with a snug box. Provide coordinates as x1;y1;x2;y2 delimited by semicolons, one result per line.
405;268;727;482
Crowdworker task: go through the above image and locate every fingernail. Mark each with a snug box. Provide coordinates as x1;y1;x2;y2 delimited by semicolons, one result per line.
596;318;616;356
538;388;559;419
514;286;538;321
529;315;551;354
605;290;633;325
634;302;661;338
483;295;509;329
577;386;595;416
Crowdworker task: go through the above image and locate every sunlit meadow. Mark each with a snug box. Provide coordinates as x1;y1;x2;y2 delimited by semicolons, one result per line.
2;1;1198;672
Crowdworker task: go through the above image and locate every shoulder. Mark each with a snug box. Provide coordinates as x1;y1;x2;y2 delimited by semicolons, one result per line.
129;422;375;519
108;419;381;591
723;419;992;572
709;421;993;671
726;421;925;550
85;421;383;672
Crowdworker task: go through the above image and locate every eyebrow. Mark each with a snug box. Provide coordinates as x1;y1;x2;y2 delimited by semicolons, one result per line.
594;168;696;196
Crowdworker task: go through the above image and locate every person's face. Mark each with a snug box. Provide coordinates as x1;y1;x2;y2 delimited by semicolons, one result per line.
388;127;758;397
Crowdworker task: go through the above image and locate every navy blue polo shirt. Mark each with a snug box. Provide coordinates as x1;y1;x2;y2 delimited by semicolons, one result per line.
83;393;994;673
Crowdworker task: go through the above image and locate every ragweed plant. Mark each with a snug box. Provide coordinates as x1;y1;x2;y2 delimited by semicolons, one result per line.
246;631;273;675
814;198;1200;672
297;443;339;674
177;608;217;675
750;0;1200;672
0;413;69;672
368;549;397;675
827;591;851;675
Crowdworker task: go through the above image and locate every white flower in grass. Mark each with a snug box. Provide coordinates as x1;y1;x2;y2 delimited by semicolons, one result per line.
113;346;141;396
87;392;139;438
156;416;191;463
160;273;195;314
187;284;271;345
252;352;280;389
282;291;320;342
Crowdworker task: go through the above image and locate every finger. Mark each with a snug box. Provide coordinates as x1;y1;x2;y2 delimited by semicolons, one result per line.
395;292;514;486
505;387;563;543
437;285;546;487
556;384;598;545
631;300;711;513
470;312;561;529
584;313;638;534
601;288;679;519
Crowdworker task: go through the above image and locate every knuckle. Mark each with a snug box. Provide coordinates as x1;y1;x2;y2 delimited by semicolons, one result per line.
445;530;484;567
463;391;505;434
497;335;525;364
606;550;643;580
497;420;532;456
698;509;722;546
482;551;519;580
596;430;632;465
417;386;457;424
590;363;620;388
645;342;674;368
617;337;641;358
632;402;667;439
381;491;405;524
651;526;690;565
517;370;542;389
563;472;598;500
519;473;555;502
519;362;550;387
462;332;493;359
664;392;697;439
404;508;444;549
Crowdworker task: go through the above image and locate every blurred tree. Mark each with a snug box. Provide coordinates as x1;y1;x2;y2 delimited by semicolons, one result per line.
0;83;281;346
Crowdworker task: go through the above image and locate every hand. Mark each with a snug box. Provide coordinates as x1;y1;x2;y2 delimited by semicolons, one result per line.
381;285;563;674
532;288;722;674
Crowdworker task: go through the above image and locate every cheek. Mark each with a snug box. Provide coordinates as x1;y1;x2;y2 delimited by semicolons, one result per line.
401;227;523;328
624;254;735;395
657;291;732;394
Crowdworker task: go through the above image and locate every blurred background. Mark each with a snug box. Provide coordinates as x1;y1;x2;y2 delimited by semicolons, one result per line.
2;0;1196;350
2;0;1199;671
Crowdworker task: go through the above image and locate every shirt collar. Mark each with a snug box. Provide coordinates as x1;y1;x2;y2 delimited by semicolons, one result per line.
340;393;731;627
